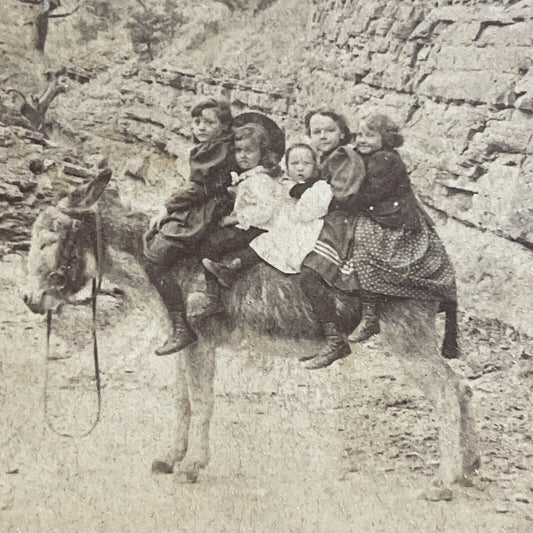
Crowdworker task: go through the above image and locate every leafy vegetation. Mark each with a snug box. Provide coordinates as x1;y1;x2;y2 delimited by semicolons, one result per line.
127;0;187;60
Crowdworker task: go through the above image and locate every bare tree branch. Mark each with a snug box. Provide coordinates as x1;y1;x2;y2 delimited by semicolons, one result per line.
29;1;80;50
34;76;68;116
135;0;149;12
6;74;68;131
48;4;81;19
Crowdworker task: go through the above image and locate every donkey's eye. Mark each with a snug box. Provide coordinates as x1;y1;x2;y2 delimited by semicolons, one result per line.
47;271;67;290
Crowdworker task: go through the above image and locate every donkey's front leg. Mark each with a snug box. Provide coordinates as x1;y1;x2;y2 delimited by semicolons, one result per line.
176;336;215;483
152;351;191;474
458;380;480;477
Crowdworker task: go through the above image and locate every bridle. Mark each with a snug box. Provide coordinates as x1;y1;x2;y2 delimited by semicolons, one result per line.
44;204;104;438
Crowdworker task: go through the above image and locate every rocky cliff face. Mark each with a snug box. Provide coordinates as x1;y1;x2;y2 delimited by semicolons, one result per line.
309;0;533;242
2;0;532;334
300;0;533;335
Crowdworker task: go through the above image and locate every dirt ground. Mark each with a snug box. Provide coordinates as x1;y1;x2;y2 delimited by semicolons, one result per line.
1;252;532;532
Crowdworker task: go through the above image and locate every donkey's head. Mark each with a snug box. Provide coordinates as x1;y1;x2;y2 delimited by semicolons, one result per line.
23;170;111;314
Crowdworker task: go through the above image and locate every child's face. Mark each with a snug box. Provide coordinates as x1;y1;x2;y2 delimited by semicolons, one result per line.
309;114;344;154
287;147;316;182
192;108;224;143
235;139;262;170
356;122;383;154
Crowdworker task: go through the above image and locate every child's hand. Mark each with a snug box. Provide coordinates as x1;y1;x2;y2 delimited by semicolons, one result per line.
219;214;238;227
289;182;310;199
294;180;332;222
149;207;168;230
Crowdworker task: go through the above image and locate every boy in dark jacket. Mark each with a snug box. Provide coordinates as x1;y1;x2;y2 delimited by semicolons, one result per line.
143;99;237;355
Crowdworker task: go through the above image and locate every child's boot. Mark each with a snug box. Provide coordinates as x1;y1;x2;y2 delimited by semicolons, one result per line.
202;248;260;288
202;257;242;288
155;305;197;356
348;300;380;342
303;322;351;369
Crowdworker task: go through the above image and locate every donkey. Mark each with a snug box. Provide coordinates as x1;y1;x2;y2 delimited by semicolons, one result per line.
23;171;479;499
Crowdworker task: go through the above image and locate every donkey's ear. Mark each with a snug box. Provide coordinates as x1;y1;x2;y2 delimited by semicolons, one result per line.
66;168;112;211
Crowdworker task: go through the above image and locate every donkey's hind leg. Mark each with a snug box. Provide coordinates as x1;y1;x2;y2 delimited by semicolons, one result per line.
459;379;480;477
380;300;479;496
152;351;191;474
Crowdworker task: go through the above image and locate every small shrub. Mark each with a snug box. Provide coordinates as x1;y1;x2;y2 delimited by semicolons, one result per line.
127;0;187;60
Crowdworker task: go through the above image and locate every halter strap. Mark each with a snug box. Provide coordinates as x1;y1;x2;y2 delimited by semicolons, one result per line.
44;206;103;438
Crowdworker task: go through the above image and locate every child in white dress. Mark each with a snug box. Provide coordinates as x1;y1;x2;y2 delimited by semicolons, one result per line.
203;134;332;286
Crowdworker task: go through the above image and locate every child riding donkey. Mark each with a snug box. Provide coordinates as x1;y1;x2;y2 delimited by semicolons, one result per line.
294;110;458;369
291;110;367;369
202;114;333;286
143;99;260;355
345;113;457;343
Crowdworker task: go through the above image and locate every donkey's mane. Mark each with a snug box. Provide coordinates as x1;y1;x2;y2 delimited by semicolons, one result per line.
95;190;149;260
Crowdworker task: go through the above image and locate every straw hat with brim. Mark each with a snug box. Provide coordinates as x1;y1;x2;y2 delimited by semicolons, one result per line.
233;112;286;162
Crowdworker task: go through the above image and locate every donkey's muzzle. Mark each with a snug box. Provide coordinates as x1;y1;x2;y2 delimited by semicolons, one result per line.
22;292;46;314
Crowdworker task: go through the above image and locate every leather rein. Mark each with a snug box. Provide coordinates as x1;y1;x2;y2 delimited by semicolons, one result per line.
44;205;104;438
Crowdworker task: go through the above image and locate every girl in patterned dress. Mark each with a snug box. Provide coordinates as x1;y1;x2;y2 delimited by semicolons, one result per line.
344;113;457;344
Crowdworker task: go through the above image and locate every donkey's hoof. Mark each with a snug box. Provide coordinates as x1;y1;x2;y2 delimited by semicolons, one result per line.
175;467;199;484
151;460;174;474
442;340;460;359
464;453;481;475
420;485;453;502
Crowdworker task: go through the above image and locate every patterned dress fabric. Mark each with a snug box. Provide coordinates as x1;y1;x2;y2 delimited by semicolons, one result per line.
304;148;457;302
331;211;456;301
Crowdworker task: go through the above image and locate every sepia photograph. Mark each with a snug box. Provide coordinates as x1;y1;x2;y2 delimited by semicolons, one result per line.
1;0;532;531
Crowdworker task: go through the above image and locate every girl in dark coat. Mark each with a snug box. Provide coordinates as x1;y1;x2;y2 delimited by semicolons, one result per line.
291;110;366;369
345;113;456;343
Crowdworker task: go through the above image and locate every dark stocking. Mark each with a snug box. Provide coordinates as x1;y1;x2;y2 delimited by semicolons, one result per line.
144;261;197;355
347;289;381;342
